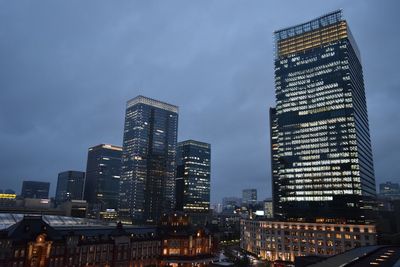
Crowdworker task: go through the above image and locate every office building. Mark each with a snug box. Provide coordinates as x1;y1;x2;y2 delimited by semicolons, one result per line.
21;181;50;199
222;197;241;212
55;170;85;203
242;189;257;206
272;10;375;222
119;96;178;223
176;140;211;224
84;144;122;214
379;182;400;200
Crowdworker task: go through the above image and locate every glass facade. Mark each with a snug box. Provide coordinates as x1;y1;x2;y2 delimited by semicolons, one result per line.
84;144;122;213
21;181;50;199
175;140;211;213
55;171;85;203
119;96;178;223
242;189;257;206
272;10;375;222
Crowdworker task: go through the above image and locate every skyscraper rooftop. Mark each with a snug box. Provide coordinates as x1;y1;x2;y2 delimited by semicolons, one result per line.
126;95;179;113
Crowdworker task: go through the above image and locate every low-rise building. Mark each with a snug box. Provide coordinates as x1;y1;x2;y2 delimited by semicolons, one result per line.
0;212;217;267
240;219;377;262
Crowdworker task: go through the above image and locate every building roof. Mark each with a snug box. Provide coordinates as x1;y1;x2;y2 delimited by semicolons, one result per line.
88;144;122;151
178;140;211;149
0;213;106;230
126;95;178;113
0;214;158;242
274;10;343;41
307;246;400;267
3;215;62;241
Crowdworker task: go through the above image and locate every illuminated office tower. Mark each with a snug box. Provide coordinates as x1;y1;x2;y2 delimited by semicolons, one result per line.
176;140;211;224
119;96;178;223
84;144;122;213
272;10;375;222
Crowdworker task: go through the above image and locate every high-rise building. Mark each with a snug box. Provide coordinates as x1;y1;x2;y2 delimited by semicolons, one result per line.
222;197;241;212
176;140;211;223
55;171;85;203
119;96;178;223
272;10;375;222
242;189;257;206
21;181;50;199
84;144;122;213
379;182;400;199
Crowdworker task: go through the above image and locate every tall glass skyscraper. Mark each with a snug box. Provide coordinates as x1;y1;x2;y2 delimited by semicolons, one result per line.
55;171;85;203
84;144;122;213
272;10;375;223
119;96;178;223
176;140;211;222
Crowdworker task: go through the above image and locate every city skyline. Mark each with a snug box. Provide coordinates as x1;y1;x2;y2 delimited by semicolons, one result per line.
1;1;399;204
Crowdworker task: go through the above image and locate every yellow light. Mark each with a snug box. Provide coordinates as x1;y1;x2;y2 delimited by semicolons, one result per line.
0;194;16;199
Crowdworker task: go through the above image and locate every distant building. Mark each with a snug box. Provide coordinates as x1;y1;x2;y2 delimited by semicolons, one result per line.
0;197;89;218
242;189;257;206
241;219;376;262
379;182;400;199
0;192;17;207
21;181;50;199
55;170;85;203
176;140;211;224
222;197;241;212
264;199;273;219
211;203;223;214
84;144;122;216
119;96;178;223
0;189;15;194
58;200;88;218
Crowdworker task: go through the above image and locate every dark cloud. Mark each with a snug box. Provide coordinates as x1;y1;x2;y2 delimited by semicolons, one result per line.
0;0;399;203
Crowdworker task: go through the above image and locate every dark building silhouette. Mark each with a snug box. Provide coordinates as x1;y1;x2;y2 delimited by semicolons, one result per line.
176;140;211;224
119;96;178;223
379;182;400;200
242;189;257;206
55;170;85;203
84;144;122;214
271;10;375;223
269;107;280;218
21;181;50;199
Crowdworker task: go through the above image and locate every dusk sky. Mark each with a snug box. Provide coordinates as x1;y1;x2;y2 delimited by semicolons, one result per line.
0;1;399;203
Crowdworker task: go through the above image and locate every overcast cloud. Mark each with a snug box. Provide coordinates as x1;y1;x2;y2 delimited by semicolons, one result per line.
0;0;399;203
